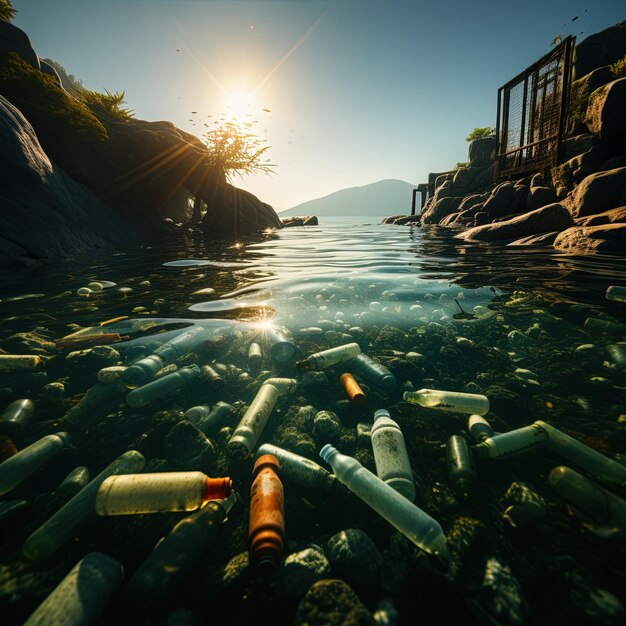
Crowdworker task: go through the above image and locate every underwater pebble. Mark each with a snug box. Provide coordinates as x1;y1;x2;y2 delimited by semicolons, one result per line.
325;528;382;589
76;288;91;297
313;411;342;443
276;546;331;597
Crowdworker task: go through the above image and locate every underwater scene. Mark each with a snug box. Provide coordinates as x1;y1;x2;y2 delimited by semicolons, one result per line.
1;218;625;626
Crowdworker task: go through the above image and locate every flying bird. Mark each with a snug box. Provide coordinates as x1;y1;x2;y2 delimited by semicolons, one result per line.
262;108;271;112
572;16;579;22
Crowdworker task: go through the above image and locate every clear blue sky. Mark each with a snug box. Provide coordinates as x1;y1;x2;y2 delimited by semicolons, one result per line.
12;0;625;211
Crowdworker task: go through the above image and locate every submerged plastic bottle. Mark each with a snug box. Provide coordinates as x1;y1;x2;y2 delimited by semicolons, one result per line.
22;552;124;626
403;389;490;415
0;398;35;438
606;285;626;303
187;401;231;436
127;493;236;607
297;343;361;371
472;424;548;459
446;435;477;500
56;466;90;500
0;432;71;496
549;466;626;531
468;414;495;443
370;410;416;501
23;450;146;561
123;326;209;388
228;379;297;459
249;455;285;575
256;444;336;491
352;354;397;393
340;373;366;406
95;472;232;515
201;364;224;386
320;444;447;556
248;342;263;370
0;355;41;372
126;365;201;408
538;421;626;489
265;328;296;364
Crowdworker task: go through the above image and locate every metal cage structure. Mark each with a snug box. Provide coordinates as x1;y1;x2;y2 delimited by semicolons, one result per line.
494;36;575;180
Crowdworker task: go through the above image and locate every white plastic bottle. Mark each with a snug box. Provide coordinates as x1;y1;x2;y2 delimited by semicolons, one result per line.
0;432;71;496
23;552;124;626
297;343;361;371
472;424;548;459
403;389;490;415
95;472;232;515
228;379;297;459
126;365;200;408
370;410;416;501
320;444;446;556
468;414;495;443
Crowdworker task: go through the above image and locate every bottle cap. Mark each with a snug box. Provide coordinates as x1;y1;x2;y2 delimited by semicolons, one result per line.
203;477;232;502
340;373;366;406
253;454;281;477
373;409;390;421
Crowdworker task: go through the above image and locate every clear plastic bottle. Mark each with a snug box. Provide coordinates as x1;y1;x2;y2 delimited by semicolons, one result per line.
191;402;231;436
549;465;626;531
538;421;626;489
472;424;548;459
352;354;397;392
320;444;447;556
126;365;201;408
22;552;124;626
468;414;495;443
201;364;224;386
23;450;146;561
126;494;235;608
184;405;211;423
297;343;361;371
446;435;477;500
0;398;35;438
256;444;336;491
265;328;296;364
60;382;122;428
403;389;490;415
370;410;416;501
228;379;297;459
123;326;209;388
0;432;71;496
95;472;232;515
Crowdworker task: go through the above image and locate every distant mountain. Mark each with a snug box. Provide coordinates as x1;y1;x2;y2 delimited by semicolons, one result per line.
279;179;416;217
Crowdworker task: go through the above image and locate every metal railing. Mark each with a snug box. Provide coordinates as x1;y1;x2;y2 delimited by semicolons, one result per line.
494;36;575;180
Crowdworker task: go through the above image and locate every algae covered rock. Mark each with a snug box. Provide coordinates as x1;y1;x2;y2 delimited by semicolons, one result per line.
163;421;215;470
277;546;331;597
294;578;375;626
325;529;382;589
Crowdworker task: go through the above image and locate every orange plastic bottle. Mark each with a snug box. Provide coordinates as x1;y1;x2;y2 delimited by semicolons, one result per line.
340;373;366;406
249;454;285;576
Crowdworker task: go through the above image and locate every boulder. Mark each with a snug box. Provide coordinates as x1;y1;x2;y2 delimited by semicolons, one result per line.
276;546;331;597
325;529;382;589
391;215;421;225
294;579;375;626
420;196;462;224
468;137;496;166
480;182;516;219
0;96;147;268
566;167;626;217
282;215;318;227
575;21;626;78
526;186;557;212
575;206;626;226
438;212;463;227
560;134;600;161
585;78;626;143
568;66;614;132
553;223;626;253
451;166;483;191
0;21;40;70
459;203;573;242
458;192;489;212
551;148;608;192
508;232;560;247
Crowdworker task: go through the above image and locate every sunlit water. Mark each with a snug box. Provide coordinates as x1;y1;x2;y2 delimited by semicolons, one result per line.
1;216;625;624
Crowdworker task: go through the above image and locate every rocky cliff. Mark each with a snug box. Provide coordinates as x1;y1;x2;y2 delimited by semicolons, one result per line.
389;21;626;255
0;19;282;270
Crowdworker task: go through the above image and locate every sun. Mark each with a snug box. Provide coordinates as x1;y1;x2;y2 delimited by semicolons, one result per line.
224;88;256;121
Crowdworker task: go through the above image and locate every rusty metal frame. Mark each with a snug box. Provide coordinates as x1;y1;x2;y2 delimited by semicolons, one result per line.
494;36;575;181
